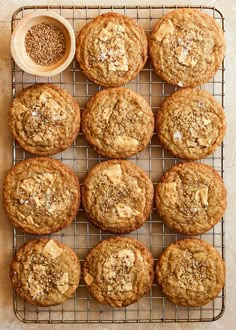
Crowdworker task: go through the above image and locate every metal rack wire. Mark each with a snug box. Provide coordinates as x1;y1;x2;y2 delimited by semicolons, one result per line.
11;5;225;323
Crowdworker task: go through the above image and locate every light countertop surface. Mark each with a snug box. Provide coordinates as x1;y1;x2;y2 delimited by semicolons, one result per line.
0;0;236;329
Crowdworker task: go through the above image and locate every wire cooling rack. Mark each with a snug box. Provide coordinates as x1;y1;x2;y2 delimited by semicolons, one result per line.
11;5;225;324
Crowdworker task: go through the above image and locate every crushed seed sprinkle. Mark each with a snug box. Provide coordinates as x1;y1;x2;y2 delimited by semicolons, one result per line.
25;22;66;66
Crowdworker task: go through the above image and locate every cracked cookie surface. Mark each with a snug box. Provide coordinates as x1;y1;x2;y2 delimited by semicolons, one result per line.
9;84;80;155
82;160;154;233
156;238;225;307
149;8;225;87
76;12;147;87
10;238;81;306
156;88;226;160
83;237;154;307
3;157;80;234
82;88;154;158
155;162;227;235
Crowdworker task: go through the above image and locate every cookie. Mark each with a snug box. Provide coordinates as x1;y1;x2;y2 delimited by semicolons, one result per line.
156;88;226;160
9;84;80;155
76;12;147;87
3;157;80;234
83;237;154;307
156;238;226;307
82;87;154;158
149;8;226;87
155;162;227;235
82;160;154;233
10;238;81;306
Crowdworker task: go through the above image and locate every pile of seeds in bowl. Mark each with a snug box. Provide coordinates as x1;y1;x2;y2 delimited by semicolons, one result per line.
25;22;66;66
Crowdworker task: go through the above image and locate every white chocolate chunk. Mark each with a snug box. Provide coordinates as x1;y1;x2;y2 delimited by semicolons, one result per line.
39;92;51;103
122;282;133;291
182;57;197;68
114;57;129;71
20;178;35;192
47;100;66;121
173;130;182;141
163;182;178;204
108;62;117;71
117;249;135;267
43;240;63;259
187;140;197;148
115;203;140;218
113;136;139;150
57;272;69;293
106;22;124;33
29;283;43;298
117;24;125;33
176;47;197;67
43;173;56;184
98;21;128;72
57;283;69;294
39;93;66;121
102;108;113;122
198;138;211;147
155;20;175;41
108;57;128;72
132;178;142;194
98;28;112;41
103;164;123;184
195;187;208;206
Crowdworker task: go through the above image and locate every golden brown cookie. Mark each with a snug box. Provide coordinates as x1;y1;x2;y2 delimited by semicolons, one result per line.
156;88;226;160
155;162;227;235
82;87;154;158
156;238;226;307
76;12;147;87
10;238;81;306
149;8;226;87
82;160;154;233
83;237;154;307
3;157;80;234
9;84;80;155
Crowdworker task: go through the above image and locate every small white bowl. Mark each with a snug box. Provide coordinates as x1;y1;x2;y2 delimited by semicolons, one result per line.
11;11;75;77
